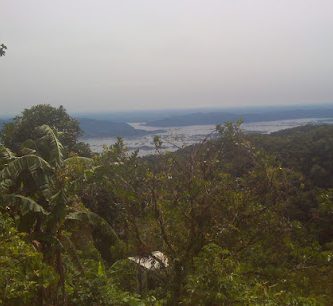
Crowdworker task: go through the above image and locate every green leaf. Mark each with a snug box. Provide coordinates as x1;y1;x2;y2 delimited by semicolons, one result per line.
1;194;48;215
0;154;53;196
35;125;64;168
64;156;93;166
0;145;15;163
66;211;119;242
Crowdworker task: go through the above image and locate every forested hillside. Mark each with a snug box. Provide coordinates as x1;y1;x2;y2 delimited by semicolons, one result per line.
251;125;333;188
78;118;159;138
0;106;332;305
145;108;333;127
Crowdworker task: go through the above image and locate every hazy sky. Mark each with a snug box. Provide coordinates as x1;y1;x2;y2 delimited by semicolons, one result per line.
1;0;333;114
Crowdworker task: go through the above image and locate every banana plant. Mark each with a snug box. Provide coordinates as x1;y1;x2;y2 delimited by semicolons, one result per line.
0;125;117;305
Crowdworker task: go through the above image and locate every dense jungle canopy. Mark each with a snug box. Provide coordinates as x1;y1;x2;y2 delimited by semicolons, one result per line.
0;105;332;305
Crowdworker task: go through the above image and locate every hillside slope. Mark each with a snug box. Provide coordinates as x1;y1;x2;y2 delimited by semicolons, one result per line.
79;118;160;138
145;108;333;127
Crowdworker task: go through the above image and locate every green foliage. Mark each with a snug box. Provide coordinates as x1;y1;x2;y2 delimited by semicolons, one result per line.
0;104;84;155
65;257;157;305
251;124;333;188
0;154;53;195
1;194;48;216
1;107;333;305
183;243;329;305
110;259;140;292
183;243;244;305
0;123;120;305
250;125;333;244
0;213;57;306
90;121;332;305
66;210;119;243
34;125;64;168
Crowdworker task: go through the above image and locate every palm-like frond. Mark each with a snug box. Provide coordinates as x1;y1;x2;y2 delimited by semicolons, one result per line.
20;138;38;155
46;190;68;234
0;178;13;191
66;211;119;242
1;194;48;215
0;154;53;195
20;147;37;156
0;145;16;165
35;125;64;168
60;234;85;274
0;154;52;180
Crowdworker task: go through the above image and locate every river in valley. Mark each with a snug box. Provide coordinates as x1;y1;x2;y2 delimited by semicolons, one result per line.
85;117;333;156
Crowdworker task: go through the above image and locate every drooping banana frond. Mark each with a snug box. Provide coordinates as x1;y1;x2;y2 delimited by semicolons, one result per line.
20;147;37;156
0;178;13;191
46;190;68;235
0;154;52;180
20;138;38;152
19;139;38;156
66;211;119;243
35;125;64;168
0;145;16;166
1;194;48;215
60;234;85;274
0;154;53;196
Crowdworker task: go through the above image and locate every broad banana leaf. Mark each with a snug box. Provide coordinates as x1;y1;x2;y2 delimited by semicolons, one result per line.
35;125;64;168
0;154;53;196
0;145;15;165
66;211;119;242
1;194;48;215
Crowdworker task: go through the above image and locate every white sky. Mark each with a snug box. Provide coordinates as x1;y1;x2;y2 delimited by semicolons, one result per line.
1;0;333;114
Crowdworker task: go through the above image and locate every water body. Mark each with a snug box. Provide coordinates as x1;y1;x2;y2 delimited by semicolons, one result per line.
86;117;333;156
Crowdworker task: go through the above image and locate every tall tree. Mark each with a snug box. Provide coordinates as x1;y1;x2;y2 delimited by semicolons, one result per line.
0;104;89;156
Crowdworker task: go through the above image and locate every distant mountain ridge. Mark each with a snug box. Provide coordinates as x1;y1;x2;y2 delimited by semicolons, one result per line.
0;117;160;139
1;107;333;139
144;108;333;127
0;119;8;129
78;118;161;138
